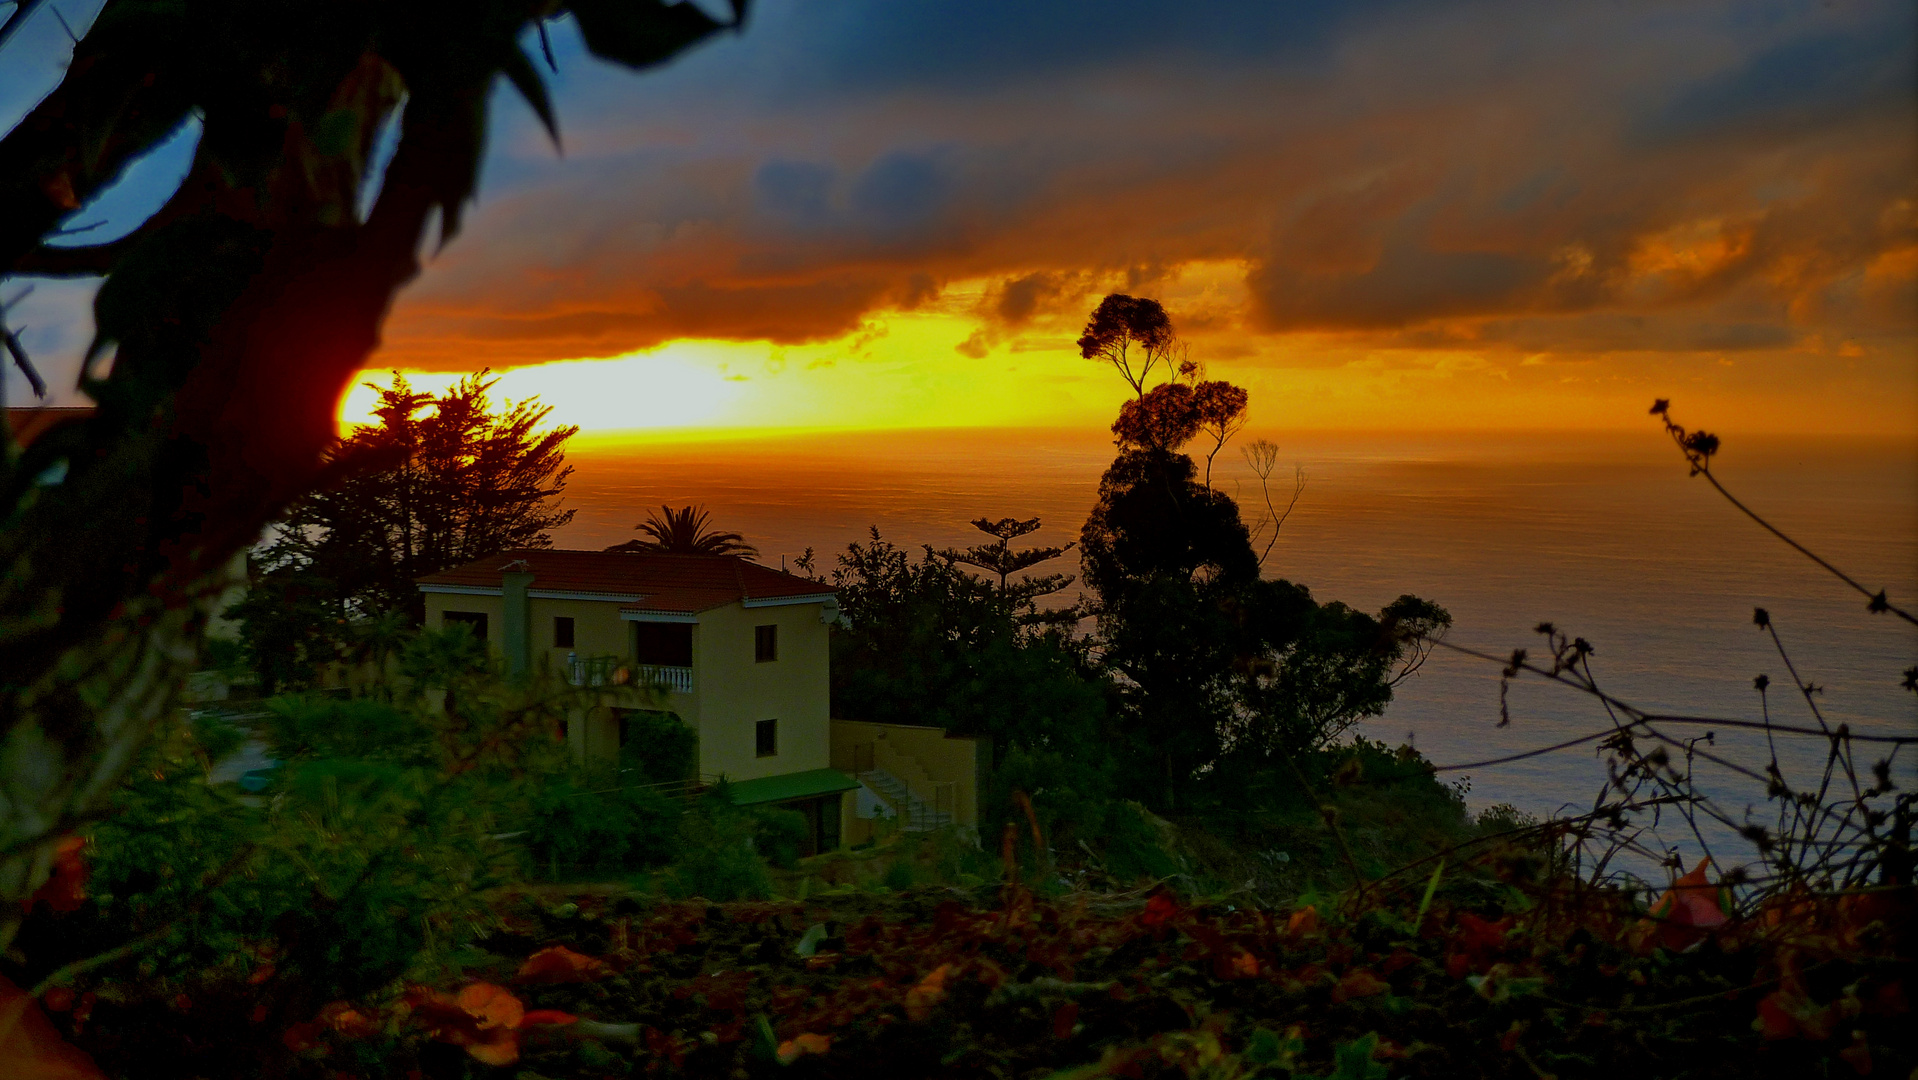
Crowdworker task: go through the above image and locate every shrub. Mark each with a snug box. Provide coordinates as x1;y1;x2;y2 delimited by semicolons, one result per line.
55;708;520;1006
986;745;1115;855
259;693;433;762
200;635;248;675
617;708;699;783
661;797;772;901
750;806;811;870
1100;801;1185;883
189;709;247;766
524;772;683;879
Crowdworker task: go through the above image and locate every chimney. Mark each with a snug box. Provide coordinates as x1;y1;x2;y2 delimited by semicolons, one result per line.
500;558;534;677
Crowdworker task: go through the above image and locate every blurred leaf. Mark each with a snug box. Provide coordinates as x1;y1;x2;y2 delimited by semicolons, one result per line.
497;44;559;147
567;0;740;69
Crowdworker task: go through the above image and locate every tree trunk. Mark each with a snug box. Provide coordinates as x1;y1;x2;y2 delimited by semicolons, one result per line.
0;80;453;946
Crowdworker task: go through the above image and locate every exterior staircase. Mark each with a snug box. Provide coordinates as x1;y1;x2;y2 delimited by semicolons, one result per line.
857;767;954;832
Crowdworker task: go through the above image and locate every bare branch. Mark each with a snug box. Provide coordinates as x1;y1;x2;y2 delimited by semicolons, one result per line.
1242;439;1304;568
1655;400;1916;627
1;286;46;400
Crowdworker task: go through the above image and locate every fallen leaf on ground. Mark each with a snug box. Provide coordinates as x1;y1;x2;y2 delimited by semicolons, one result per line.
1332;968;1391;1003
904;964;952;1022
776;1032;831;1063
1140;893;1179;929
516;945;608;984
456;982;524;1031
319;1001;379;1039
1286;906;1319;938
407;983;530;1065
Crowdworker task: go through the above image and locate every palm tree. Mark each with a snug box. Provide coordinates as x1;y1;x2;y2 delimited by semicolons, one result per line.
605;505;759;558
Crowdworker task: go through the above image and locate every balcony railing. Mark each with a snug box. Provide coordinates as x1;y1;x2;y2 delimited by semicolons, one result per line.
637;664;694;693
564;654;693;693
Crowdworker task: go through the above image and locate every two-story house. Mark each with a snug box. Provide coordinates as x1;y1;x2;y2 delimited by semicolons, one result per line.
416;548;859;853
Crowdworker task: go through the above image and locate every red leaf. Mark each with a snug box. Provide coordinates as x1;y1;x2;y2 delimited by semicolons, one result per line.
515;945;608;985
1648;860;1728;952
1866;981;1907;1017
1755;987;1837;1041
25;838;88;915
904;964;951;1022
1052;1001;1080;1040
1456;912;1513;954
1839;1032;1873;1075
0;976;105;1079
1331;968;1390;1003
518;1010;577;1029
282;1021;325;1053
405;983;527;1065
776;1032;831;1064
1140;893;1179;930
1285;906;1319;939
319;1002;379;1040
456;983;523;1031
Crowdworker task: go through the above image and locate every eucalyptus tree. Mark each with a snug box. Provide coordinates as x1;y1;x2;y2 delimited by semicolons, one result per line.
0;0;746;941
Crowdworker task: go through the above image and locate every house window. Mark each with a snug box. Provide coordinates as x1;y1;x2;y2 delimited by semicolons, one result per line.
755;719;778;758
443;611;488;642
554;616;575;648
754;624;778;663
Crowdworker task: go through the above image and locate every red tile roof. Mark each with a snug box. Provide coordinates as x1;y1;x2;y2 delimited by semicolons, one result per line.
416;549;834;614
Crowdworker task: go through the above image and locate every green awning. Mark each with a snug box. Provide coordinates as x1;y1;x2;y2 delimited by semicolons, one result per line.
727;768;860;806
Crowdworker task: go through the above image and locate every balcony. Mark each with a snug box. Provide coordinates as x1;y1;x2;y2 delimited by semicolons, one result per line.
565;654;693;693
638;664;694;693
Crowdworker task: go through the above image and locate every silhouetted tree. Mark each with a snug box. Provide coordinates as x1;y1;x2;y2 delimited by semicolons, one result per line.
1112;381;1202;451
939;515;1076;621
606;505;759;557
1192;378;1249;490
1078;293;1176;397
0;0;740;925
233;373;577;685
1082;433;1446;809
818;529;1107;754
1081;449;1259;604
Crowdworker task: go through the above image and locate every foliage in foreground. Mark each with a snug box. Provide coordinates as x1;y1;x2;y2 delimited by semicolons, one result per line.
21;843;1912;1079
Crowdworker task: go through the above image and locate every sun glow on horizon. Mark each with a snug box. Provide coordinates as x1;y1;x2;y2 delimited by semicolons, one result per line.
347;260;1918;443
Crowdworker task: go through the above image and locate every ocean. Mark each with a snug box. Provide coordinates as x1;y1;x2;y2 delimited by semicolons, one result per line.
554;426;1918;874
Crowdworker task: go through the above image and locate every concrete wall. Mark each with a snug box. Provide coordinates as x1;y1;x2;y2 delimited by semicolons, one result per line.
831;719;983;827
693;600;831;783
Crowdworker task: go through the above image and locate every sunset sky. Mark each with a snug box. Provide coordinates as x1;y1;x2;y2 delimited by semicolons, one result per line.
5;0;1915;439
